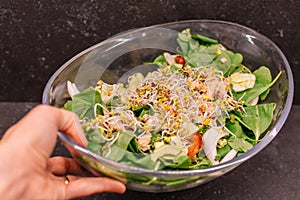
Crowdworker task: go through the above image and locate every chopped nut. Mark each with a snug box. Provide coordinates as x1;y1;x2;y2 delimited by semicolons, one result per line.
220;57;228;64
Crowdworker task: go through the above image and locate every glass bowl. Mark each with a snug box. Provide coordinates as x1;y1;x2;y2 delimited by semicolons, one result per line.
42;20;293;192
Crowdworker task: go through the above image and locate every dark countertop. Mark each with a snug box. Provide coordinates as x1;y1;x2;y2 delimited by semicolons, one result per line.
0;0;299;199
1;102;299;200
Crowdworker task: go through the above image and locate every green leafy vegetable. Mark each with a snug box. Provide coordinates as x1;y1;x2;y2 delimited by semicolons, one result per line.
186;51;215;67
63;100;72;111
105;145;126;162
88;129;106;144
164;156;192;169
70;87;102;119
225;119;245;138
253;66;272;100
153;55;167;68
191;33;219;44
87;142;103;154
177;29;195;56
235;66;281;105
223;51;243;77
210;50;231;74
228;137;253;152
134;155;158;169
241;103;276;140
215;144;232;161
127;138;142;153
116;130;135;150
151;145;183;162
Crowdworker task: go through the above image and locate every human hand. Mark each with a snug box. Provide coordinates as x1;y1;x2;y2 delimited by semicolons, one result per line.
0;105;126;199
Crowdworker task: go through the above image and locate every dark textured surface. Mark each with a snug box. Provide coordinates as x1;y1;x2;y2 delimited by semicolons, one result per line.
0;1;299;199
0;0;299;103
0;102;299;200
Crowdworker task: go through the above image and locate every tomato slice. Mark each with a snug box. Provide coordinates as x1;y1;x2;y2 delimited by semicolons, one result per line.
174;55;185;65
187;133;202;158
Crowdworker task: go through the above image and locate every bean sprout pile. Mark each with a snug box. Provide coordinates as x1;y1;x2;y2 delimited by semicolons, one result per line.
81;63;242;154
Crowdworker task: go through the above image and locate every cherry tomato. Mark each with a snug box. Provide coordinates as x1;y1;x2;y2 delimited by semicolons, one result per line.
174;55;185;65
187;133;202;158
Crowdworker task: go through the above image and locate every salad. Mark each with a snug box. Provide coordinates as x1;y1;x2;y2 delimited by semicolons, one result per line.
64;29;281;170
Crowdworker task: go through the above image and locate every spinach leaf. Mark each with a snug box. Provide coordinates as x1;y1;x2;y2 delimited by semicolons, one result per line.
209;50;231;74
225;118;257;143
205;44;224;53
121;151;140;164
105;131;136;162
164;155;192;169
116;130;136;149
63;100;73;111
184;44;221;68
225;119;244;138
71;87;103;119
134;155;157;169
186;51;215;67
239;83;268;105
191;33;219;44
241;103;276;140
150;145;183;162
235;67;281;105
106;96;122;108
188;157;212;169
253;66;272;101
87;142;103;155
176;29;239;75
227;51;243;68
105;145;126;162
121;151;163;170
177;29;195;56
254;66;273;85
215;144;232;161
223;51;243;77
88;129;106;144
228;136;253;152
127;138;142;153
177;29;219;56
153;55;167;68
132;104;154;118
197;158;212;168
